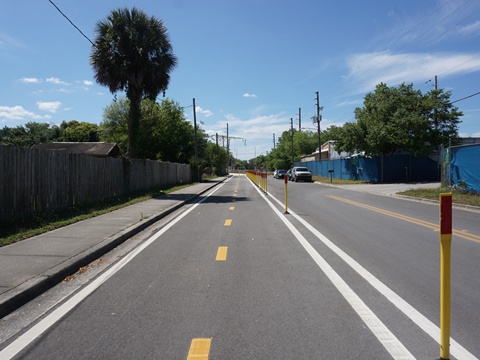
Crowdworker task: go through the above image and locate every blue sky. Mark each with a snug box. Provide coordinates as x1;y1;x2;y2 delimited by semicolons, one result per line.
1;0;480;160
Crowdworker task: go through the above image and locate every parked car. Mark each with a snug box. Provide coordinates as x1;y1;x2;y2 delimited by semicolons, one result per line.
286;169;292;180
274;169;287;179
291;166;313;182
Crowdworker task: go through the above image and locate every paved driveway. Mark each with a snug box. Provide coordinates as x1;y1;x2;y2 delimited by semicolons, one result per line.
331;182;441;196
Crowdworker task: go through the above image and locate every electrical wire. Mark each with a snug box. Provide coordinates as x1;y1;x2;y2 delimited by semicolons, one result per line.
451;91;480;104
48;0;94;46
348;0;456;79
438;53;480;78
351;1;478;85
319;0;478;114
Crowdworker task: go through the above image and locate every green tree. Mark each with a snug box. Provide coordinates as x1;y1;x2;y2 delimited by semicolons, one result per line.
424;88;462;149
59;120;100;142
202;142;229;175
100;98;208;164
0;122;61;147
335;83;462;156
138;99;196;162
264;128;319;170
90;7;177;158
98;99;129;151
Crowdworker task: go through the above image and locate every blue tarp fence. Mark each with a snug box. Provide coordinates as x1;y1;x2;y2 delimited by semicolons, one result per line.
297;155;439;183
443;144;480;193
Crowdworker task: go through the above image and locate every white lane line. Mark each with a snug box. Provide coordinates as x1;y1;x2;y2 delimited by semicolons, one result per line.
247;178;415;360
264;181;478;360
0;178;231;360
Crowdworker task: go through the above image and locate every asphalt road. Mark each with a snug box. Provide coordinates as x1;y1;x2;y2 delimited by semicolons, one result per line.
2;174;479;359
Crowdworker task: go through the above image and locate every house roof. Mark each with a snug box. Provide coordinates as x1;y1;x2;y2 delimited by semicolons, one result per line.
32;142;122;158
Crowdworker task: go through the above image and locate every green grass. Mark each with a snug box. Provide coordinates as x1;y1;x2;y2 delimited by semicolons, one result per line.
398;187;480;207
0;182;196;248
313;176;367;185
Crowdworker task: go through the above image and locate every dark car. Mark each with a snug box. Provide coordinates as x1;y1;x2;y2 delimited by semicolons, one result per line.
291;166;313;182
274;169;287;179
286;169;292;180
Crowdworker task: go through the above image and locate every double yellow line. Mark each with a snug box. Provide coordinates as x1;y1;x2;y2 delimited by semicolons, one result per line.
326;195;480;244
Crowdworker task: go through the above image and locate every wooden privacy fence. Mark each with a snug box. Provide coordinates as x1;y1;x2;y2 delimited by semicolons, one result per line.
0;146;192;226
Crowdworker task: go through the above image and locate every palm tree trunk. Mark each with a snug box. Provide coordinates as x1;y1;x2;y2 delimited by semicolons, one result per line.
127;93;141;158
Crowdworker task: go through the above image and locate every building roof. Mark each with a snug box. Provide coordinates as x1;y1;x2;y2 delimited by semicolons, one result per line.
32;142;122;158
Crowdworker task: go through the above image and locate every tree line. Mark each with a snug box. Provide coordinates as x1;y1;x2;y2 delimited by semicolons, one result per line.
250;82;462;171
0;98;230;176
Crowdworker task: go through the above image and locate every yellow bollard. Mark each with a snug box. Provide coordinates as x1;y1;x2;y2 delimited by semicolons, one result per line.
265;172;268;194
284;174;289;214
439;193;452;360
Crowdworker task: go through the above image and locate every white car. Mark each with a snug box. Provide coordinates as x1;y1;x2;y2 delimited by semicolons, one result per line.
291;166;313;182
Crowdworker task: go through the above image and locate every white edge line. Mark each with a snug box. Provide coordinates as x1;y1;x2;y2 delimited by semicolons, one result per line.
0;178;231;359
246;176;415;360
264;179;478;360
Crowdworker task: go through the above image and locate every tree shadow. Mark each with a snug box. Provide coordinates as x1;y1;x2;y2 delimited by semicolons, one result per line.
200;195;250;204
151;193;250;204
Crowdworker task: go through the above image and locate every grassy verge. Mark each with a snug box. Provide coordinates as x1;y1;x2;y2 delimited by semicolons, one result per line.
0;182;196;247
313;176;367;185
398;187;480;207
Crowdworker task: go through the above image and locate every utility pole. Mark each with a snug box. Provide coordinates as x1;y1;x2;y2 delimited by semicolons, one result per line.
315;91;322;159
273;133;276;148
290;117;294;166
298;107;302;131
192;98;199;181
192;98;198;164
226;123;229;168
433;75;438;129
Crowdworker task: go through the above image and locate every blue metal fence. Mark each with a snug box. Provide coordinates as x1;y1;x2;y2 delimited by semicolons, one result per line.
298;155;438;183
443;144;480;193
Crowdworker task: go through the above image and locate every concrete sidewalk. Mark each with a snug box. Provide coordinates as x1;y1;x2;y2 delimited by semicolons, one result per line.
0;177;228;318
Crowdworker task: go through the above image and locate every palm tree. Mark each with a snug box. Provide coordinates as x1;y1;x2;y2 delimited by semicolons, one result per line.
90;7;177;158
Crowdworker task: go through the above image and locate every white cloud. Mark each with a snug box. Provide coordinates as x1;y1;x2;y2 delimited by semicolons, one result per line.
20;77;41;84
83;80;93;86
242;93;257;98
37;101;61;113
0;33;25;49
0;105;43;120
195;106;214;117
211;112;288;140
336;99;363;107
346;51;480;94
458;21;480;36
46;77;69;86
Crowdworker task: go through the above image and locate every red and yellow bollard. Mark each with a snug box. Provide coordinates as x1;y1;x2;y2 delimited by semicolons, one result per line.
439;193;452;360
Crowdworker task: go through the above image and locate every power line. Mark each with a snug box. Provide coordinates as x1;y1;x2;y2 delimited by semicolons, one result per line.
320;1;478;111
48;0;94;46
356;2;479;86
348;0;454;79
451;91;480;104
438;53;480;78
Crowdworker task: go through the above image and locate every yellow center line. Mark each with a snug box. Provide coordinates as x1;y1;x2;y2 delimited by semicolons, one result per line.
326;195;480;244
187;338;211;360
224;219;232;226
216;246;228;261
229;206;235;210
